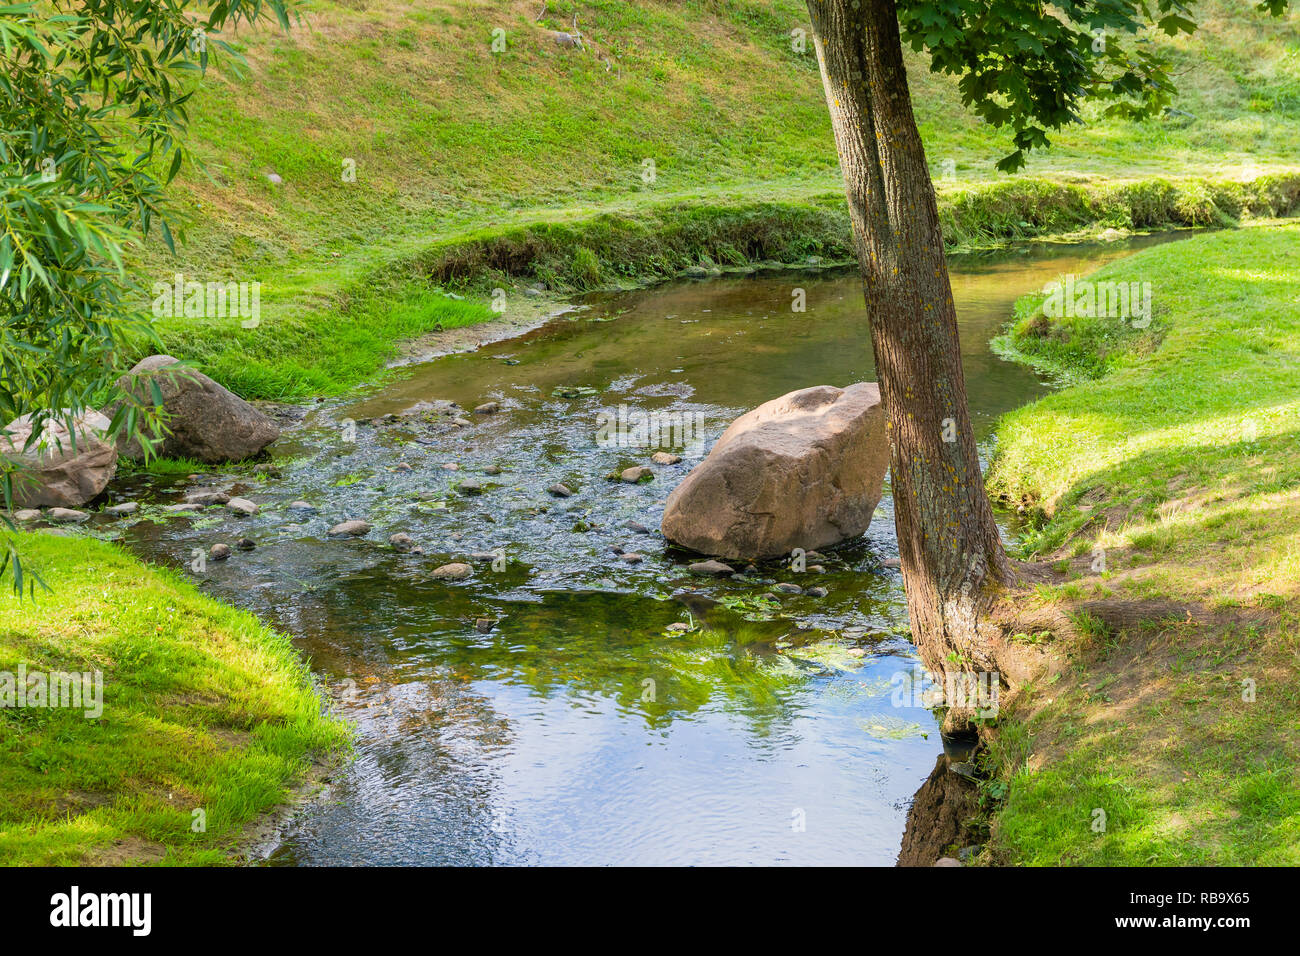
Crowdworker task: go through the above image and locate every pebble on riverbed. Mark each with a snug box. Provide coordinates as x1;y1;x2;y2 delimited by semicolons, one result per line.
210;543;232;561
620;466;653;484
104;502;139;516
689;559;734;576
651;452;682;465
431;562;473;581
328;520;372;537
227;497;258;516
547;483;574;497
390;532;416;553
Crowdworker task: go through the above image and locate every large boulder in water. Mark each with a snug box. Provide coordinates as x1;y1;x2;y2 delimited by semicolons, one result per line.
1;410;118;508
661;383;889;560
113;355;279;463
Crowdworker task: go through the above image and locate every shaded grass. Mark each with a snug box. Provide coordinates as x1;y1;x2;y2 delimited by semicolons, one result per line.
0;533;348;865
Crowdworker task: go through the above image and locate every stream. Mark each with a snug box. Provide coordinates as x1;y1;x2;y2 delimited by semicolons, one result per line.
104;234;1179;865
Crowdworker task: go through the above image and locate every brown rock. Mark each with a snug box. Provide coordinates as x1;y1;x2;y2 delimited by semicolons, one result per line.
328;520;371;538
430;563;472;581
1;410;117;508
112;355;278;463
661;384;888;560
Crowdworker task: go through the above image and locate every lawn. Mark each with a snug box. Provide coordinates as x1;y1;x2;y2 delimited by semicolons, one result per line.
984;223;1300;864
0;533;348;865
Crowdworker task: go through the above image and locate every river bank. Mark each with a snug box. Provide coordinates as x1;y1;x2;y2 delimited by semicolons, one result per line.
0;533;349;865
968;222;1300;864
147;173;1300;402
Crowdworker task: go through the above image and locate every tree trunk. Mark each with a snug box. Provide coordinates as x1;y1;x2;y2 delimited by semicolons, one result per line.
805;0;1015;710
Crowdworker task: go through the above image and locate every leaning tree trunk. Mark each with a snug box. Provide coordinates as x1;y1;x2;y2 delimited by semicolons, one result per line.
806;0;1015;709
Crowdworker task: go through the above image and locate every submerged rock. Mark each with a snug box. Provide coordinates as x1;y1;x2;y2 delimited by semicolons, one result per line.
620;466;653;484
688;559;733;576
661;383;888;560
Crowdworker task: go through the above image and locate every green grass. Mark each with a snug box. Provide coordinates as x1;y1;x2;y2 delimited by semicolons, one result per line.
0;533;348;865
121;0;1300;400
983;223;1300;864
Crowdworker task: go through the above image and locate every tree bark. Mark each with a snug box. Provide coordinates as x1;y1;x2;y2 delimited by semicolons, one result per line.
805;0;1015;709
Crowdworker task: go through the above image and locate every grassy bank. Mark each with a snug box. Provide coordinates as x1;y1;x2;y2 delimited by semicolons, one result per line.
114;0;1300;400
0;533;347;865
151;172;1300;401
982;223;1300;864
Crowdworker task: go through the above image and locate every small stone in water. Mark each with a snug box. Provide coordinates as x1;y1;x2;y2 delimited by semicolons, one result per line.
620;466;653;484
621;520;650;534
210;543;232;561
288;501;315;511
431;563;473;581
651;452;682;465
328;520;371;537
475;618;496;633
774;583;803;595
474;401;501;415
105;502;139;516
619;552;644;564
14;509;42;522
390;533;415;553
452;417;473;427
689;560;733;576
807;586;828;598
236;537;256;551
395;462;413;472
227;497;258;516
164;503;205;513
457;479;483;495
442;463;460;471
484;464;502;476
185;491;230;505
547;483;574;498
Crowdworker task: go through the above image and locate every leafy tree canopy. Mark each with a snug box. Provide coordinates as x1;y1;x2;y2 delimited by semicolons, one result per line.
896;0;1293;171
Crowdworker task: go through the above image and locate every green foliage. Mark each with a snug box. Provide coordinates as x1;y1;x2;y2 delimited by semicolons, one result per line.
900;0;1294;171
0;0;296;590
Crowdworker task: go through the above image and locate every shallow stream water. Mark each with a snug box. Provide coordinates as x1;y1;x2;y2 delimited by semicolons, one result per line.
107;235;1179;865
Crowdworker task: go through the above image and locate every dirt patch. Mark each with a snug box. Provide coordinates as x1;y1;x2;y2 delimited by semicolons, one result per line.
392;297;579;368
87;837;169;866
